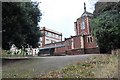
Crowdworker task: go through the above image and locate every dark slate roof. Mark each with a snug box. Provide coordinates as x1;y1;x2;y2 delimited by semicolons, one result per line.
39;45;65;50
76;11;93;21
81;11;93;17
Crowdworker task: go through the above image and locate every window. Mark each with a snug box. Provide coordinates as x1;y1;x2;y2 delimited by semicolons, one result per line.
87;37;90;43
51;40;53;43
46;39;49;41
45;31;48;35
48;32;51;36
51;33;53;37
53;34;55;38
81;22;85;29
90;37;93;42
55;34;57;38
57;35;59;38
81;17;85;29
87;36;93;43
58;35;61;39
54;34;56;38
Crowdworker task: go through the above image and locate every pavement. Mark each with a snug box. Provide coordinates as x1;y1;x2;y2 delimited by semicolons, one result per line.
2;54;100;78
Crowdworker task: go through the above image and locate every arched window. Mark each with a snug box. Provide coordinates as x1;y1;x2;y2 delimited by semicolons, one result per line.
81;17;85;29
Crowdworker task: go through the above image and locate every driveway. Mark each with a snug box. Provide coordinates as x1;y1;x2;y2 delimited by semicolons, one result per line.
2;54;100;78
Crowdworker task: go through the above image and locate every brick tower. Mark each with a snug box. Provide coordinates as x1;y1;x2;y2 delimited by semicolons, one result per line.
74;2;93;36
73;2;99;54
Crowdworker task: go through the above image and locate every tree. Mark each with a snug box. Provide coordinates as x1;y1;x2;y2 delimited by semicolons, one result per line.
93;2;120;17
2;2;42;50
91;10;120;53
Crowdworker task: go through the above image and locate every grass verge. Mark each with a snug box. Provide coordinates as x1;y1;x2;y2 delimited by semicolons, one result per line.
39;54;118;78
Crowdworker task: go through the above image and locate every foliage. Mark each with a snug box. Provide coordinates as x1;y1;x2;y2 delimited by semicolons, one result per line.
2;2;42;50
91;10;120;53
2;49;27;57
91;1;120;53
93;2;120;17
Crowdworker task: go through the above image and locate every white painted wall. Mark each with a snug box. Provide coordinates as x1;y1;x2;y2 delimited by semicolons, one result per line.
45;36;61;44
81;36;84;48
32;48;39;56
71;38;74;49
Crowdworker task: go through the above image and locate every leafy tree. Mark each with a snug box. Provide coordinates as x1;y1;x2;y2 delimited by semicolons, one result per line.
93;2;120;17
2;2;42;50
91;10;120;53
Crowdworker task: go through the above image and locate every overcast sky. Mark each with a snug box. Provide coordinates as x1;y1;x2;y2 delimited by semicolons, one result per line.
35;0;98;39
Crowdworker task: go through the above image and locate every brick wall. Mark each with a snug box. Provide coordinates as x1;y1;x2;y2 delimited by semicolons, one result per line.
84;35;97;48
55;41;66;53
85;47;100;54
73;36;81;49
66;48;84;55
65;38;72;50
75;16;91;35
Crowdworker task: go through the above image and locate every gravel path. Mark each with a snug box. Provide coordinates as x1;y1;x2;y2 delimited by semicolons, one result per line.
2;54;100;78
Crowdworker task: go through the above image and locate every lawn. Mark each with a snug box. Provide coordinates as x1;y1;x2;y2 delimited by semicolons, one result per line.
2;58;43;78
39;54;118;78
1;49;119;79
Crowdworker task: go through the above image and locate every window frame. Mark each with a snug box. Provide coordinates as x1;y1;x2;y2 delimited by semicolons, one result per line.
87;36;93;43
81;17;85;29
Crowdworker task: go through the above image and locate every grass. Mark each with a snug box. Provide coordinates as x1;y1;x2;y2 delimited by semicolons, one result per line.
39;54;118;78
2;58;43;78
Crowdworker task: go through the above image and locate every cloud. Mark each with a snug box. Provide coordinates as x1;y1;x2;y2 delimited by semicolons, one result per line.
36;0;98;39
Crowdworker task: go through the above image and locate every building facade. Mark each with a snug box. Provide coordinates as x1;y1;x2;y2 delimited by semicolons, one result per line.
39;27;62;47
39;3;99;55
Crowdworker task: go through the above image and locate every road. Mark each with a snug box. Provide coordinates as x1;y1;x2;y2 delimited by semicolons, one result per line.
2;54;100;78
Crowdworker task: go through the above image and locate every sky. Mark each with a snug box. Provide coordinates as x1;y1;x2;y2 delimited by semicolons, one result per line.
34;0;98;39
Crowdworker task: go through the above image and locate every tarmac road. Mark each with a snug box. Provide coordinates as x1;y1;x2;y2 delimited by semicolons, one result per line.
2;54;100;78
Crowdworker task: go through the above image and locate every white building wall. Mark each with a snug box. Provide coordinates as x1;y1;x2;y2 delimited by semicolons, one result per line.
45;36;61;44
81;36;84;48
32;48;39;56
71;38;74;49
39;27;62;47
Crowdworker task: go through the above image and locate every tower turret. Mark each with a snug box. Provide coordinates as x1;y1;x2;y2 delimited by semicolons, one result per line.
84;2;86;12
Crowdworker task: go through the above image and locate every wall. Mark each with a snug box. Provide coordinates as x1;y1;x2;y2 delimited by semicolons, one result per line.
84;35;98;49
54;41;66;55
41;13;100;55
45;36;61;44
40;27;62;47
66;48;84;55
73;36;81;49
85;47;100;54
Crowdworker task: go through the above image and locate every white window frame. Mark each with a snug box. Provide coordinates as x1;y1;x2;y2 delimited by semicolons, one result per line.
87;36;93;43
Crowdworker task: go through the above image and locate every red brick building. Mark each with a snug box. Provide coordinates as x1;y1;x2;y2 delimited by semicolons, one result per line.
39;3;99;55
